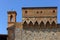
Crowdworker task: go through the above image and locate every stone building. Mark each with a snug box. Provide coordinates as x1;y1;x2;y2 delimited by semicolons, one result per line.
7;7;60;40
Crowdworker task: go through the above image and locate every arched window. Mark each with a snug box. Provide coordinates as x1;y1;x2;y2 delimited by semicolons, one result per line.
51;21;56;28
10;15;13;22
40;21;44;29
29;21;33;27
23;21;27;29
46;21;50;28
28;21;33;28
34;21;38;28
23;21;27;26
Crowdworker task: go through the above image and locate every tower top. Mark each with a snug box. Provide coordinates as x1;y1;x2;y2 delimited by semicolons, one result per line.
8;11;17;23
8;11;17;27
7;11;17;16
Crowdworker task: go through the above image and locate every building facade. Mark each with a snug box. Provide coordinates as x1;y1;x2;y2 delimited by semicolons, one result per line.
7;7;60;40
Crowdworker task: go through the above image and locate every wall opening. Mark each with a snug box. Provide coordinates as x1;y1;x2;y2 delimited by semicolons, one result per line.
40;21;44;29
10;15;13;22
23;21;27;29
29;21;33;27
34;21;39;29
46;21;50;28
51;21;56;28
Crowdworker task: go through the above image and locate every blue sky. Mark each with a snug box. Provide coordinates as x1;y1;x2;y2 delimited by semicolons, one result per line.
0;0;60;34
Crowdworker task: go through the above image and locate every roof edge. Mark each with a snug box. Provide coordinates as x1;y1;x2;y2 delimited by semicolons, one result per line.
22;6;57;9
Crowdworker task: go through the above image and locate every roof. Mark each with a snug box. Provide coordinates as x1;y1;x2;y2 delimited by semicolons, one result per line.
7;11;17;15
22;7;57;9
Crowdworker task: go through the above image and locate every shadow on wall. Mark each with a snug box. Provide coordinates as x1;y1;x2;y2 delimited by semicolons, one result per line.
23;21;60;33
23;27;60;33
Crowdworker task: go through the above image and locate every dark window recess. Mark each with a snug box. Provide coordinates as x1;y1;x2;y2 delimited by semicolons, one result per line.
10;15;13;22
40;11;42;13
37;11;39;14
25;11;27;14
53;10;55;13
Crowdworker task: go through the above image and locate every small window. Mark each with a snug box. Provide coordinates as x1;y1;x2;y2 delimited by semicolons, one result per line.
36;11;39;14
53;10;55;13
40;11;42;13
10;15;13;22
25;11;27;14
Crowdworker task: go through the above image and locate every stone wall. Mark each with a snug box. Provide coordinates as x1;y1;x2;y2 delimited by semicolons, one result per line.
15;28;60;40
15;28;22;40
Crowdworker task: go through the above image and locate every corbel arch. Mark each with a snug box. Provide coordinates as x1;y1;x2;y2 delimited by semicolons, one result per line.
28;21;33;27
23;21;28;29
40;21;44;29
34;21;39;29
46;21;50;28
51;21;56;28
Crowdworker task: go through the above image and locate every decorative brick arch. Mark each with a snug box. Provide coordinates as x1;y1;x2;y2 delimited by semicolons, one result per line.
23;21;28;29
51;21;56;28
34;21;39;29
46;21;50;28
40;21;44;29
28;21;33;28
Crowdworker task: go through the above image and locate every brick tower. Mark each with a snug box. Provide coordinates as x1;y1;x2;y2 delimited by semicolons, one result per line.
8;11;17;27
7;11;17;40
